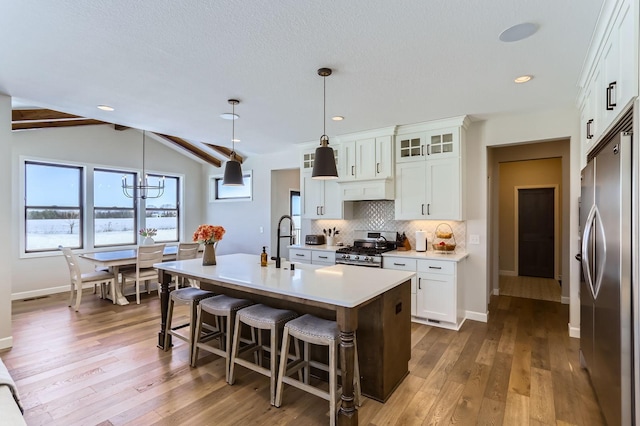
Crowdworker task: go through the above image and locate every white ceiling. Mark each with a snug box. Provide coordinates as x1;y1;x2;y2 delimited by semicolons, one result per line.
0;1;604;157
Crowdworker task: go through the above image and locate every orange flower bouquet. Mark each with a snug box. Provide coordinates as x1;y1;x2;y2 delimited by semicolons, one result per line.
193;225;225;245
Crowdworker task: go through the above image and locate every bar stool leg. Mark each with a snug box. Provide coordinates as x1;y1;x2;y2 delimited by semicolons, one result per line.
163;297;175;351
228;316;243;385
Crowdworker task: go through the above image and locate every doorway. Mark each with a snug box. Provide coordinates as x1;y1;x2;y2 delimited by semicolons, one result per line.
517;187;555;278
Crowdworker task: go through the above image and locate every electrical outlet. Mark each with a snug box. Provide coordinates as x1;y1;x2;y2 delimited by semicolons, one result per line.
259;226;264;233
469;234;480;244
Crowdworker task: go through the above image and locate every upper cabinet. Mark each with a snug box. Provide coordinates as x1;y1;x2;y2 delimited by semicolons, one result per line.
578;0;638;160
394;116;469;221
299;145;351;219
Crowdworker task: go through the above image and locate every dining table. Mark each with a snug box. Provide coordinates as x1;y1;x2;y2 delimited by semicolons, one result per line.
154;253;415;425
80;245;178;305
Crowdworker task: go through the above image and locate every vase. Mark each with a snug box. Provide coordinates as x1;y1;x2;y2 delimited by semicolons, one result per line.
202;243;217;266
142;237;155;245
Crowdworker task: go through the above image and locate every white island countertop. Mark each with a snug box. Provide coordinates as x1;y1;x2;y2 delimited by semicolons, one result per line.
155;253;415;308
383;249;469;262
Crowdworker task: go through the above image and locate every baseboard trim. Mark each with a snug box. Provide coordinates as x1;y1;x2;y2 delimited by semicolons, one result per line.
569;324;580;339
493;288;500;296
12;285;69;301
561;296;570;305
465;310;488;323
0;336;13;350
499;270;517;277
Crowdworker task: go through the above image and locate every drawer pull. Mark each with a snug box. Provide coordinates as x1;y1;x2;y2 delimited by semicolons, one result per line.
393;262;406;266
428;266;442;270
319;256;328;259
295;253;305;257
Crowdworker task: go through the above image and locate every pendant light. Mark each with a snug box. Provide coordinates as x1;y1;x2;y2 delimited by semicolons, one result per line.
122;130;165;199
222;99;244;186
311;67;338;179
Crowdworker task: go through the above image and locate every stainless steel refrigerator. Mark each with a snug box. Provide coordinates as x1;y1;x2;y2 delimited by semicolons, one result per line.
579;131;633;426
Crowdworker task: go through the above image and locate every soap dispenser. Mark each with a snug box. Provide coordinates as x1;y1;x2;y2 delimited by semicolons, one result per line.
261;246;268;267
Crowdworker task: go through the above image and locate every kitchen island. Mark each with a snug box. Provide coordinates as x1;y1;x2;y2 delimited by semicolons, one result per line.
155;253;415;425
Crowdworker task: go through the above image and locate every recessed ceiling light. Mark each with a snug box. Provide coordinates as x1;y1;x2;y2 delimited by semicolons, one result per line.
220;113;239;120
499;23;538;42
232;138;240;143
332;116;344;121
97;105;114;111
514;75;533;84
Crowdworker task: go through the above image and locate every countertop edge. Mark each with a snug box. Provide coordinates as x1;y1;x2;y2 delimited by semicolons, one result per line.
382;250;469;262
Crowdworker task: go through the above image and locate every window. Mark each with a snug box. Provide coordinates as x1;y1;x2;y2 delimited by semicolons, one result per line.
94;169;137;247
145;175;179;242
290;190;301;245
210;170;252;201
25;162;83;252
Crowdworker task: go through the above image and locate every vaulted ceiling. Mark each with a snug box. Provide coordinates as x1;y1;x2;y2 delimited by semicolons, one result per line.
0;1;604;165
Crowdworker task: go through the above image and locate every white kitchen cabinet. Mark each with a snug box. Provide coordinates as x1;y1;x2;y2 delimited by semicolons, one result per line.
383;254;466;329
382;258;417;316
300;145;351;219
395;156;461;220
425;127;459;159
340;135;393;181
396;132;425;163
289;247;335;266
289;248;311;264
578;0;637;159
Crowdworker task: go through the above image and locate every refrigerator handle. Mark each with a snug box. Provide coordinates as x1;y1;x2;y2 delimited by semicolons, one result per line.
581;205;597;298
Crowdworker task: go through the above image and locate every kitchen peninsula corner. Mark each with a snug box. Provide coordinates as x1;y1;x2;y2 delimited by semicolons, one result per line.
154;253;415;425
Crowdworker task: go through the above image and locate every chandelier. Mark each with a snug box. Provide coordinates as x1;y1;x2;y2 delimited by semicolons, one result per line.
122;130;165;199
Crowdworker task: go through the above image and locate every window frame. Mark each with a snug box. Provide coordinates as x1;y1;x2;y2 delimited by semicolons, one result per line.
23;160;84;253
209;170;253;202
20;156;184;257
93;168;138;248
144;174;180;244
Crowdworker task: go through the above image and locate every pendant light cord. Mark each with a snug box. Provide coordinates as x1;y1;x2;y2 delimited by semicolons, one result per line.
231;102;235;155
323;74;326;137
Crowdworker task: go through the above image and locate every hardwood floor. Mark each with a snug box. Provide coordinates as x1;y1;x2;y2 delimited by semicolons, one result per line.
2;290;604;425
499;275;562;303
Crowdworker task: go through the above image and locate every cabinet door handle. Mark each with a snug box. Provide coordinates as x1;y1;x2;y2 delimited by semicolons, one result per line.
420;145;425;156
316;206;320;215
606;81;617;111
351;165;355;176
427;204;431;215
426;144;431;155
393;262;406;266
321;206;325;215
586;119;594;139
376;163;380;174
421;204;425;215
418;277;422;290
428;266;442;270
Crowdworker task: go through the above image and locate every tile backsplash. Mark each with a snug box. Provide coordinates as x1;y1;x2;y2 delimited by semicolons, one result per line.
309;200;466;252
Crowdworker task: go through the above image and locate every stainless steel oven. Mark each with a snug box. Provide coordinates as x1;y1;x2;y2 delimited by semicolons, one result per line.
334;231;396;268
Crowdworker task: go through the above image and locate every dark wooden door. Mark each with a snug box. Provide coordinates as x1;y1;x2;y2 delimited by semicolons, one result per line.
518;188;554;278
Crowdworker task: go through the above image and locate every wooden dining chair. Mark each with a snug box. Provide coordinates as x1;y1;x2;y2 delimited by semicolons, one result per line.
58;245;116;311
121;244;166;304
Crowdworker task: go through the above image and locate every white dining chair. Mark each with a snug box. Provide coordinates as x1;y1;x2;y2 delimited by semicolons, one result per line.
173;242;200;290
121;244;166;304
59;245;116;311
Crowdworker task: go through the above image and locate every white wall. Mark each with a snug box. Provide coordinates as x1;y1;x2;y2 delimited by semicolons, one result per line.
204;149;299;256
270;169;300;261
0;94;13;349
10;125;206;299
465;106;581;335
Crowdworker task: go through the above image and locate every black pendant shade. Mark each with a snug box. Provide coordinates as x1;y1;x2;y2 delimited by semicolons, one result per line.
311;68;338;180
223;158;244;185
311;136;338;179
222;99;244;186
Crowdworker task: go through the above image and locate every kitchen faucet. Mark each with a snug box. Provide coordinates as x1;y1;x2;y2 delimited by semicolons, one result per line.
273;214;294;268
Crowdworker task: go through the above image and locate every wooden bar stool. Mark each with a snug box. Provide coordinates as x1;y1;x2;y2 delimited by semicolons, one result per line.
228;304;298;405
191;294;253;382
163;287;216;360
274;314;362;426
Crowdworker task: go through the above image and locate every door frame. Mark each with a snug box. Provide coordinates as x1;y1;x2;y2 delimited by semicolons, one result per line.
513;184;560;280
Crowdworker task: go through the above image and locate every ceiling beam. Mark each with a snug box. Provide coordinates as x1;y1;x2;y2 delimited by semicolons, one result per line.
155;133;222;168
204;143;244;163
12;119;107;131
12;108;84;122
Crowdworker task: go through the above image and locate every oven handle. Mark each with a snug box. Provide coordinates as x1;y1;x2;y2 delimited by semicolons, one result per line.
335;260;382;267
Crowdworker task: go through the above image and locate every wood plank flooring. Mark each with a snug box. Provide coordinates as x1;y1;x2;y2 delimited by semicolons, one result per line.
2;290;604;425
499;275;562;303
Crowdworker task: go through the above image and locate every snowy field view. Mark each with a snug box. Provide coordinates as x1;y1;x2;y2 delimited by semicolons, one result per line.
27;217;178;250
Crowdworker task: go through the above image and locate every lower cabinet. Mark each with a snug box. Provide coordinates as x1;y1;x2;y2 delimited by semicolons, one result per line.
289;248;335;265
383;256;465;330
